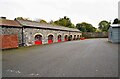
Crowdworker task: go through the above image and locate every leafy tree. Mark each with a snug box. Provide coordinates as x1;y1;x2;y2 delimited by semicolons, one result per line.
15;17;31;21
39;19;47;24
34;18;47;24
76;22;96;32
113;18;120;24
53;16;75;28
96;29;102;32
49;20;54;25
15;17;24;20
98;20;110;32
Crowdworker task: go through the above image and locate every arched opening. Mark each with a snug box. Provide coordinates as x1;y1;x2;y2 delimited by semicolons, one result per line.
58;35;62;42
80;35;82;38
34;35;42;45
68;35;72;41
77;35;79;40
73;35;76;40
48;35;54;44
80;35;82;40
64;35;68;41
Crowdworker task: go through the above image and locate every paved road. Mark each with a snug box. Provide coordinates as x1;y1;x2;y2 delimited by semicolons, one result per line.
2;38;118;77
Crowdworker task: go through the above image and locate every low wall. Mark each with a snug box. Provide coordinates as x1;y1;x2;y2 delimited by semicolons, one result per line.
0;34;18;49
82;32;108;38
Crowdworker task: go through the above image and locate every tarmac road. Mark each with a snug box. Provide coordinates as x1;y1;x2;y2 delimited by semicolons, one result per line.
2;38;118;77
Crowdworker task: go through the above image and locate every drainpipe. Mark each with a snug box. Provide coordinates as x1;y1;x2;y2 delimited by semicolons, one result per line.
21;27;24;46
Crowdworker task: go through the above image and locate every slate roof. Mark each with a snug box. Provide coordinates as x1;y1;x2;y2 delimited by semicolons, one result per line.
16;19;80;32
0;18;21;27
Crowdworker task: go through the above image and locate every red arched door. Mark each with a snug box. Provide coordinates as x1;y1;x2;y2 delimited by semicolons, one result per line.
64;35;68;41
48;35;53;44
34;35;42;45
58;35;62;42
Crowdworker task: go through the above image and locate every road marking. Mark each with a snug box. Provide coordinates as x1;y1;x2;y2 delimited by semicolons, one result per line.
96;69;98;71
6;69;21;74
29;73;39;76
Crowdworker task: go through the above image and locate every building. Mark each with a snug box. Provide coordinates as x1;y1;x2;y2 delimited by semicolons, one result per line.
0;17;82;49
108;24;120;43
0;17;22;49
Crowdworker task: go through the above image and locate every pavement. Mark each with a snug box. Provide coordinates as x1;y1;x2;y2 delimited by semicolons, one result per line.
2;38;119;77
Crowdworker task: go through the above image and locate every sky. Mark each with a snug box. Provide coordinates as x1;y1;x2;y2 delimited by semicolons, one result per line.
0;0;119;28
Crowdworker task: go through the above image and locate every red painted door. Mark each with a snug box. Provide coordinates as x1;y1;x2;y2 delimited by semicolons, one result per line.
34;35;42;45
48;40;53;44
64;38;68;41
58;39;62;42
35;40;42;45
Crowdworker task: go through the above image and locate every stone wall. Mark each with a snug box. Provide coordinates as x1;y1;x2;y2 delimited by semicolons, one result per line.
23;27;82;46
1;26;82;47
82;32;108;38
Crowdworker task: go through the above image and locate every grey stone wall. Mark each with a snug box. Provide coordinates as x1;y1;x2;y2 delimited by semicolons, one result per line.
23;28;82;46
1;27;22;46
82;32;108;38
1;26;82;47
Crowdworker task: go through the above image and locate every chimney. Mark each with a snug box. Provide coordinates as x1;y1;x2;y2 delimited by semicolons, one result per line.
0;17;6;19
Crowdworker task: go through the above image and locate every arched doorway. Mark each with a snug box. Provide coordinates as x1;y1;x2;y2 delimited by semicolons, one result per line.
34;35;42;45
64;35;68;41
77;35;79;40
48;35;54;44
73;35;76;40
58;35;62;42
80;35;82;40
68;35;72;41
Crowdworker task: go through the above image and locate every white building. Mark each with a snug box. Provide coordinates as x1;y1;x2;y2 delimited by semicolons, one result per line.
108;24;120;43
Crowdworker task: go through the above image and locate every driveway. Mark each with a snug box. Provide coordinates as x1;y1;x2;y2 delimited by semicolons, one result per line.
2;38;118;77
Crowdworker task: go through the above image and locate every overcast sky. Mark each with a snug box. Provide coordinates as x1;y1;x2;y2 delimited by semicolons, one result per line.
0;0;119;27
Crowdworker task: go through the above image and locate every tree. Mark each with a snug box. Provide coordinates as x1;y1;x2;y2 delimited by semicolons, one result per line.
98;20;110;32
76;22;96;32
49;20;54;25
39;19;47;24
34;18;48;24
15;17;24;20
53;16;75;28
96;29;102;32
15;17;31;21
113;18;120;24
